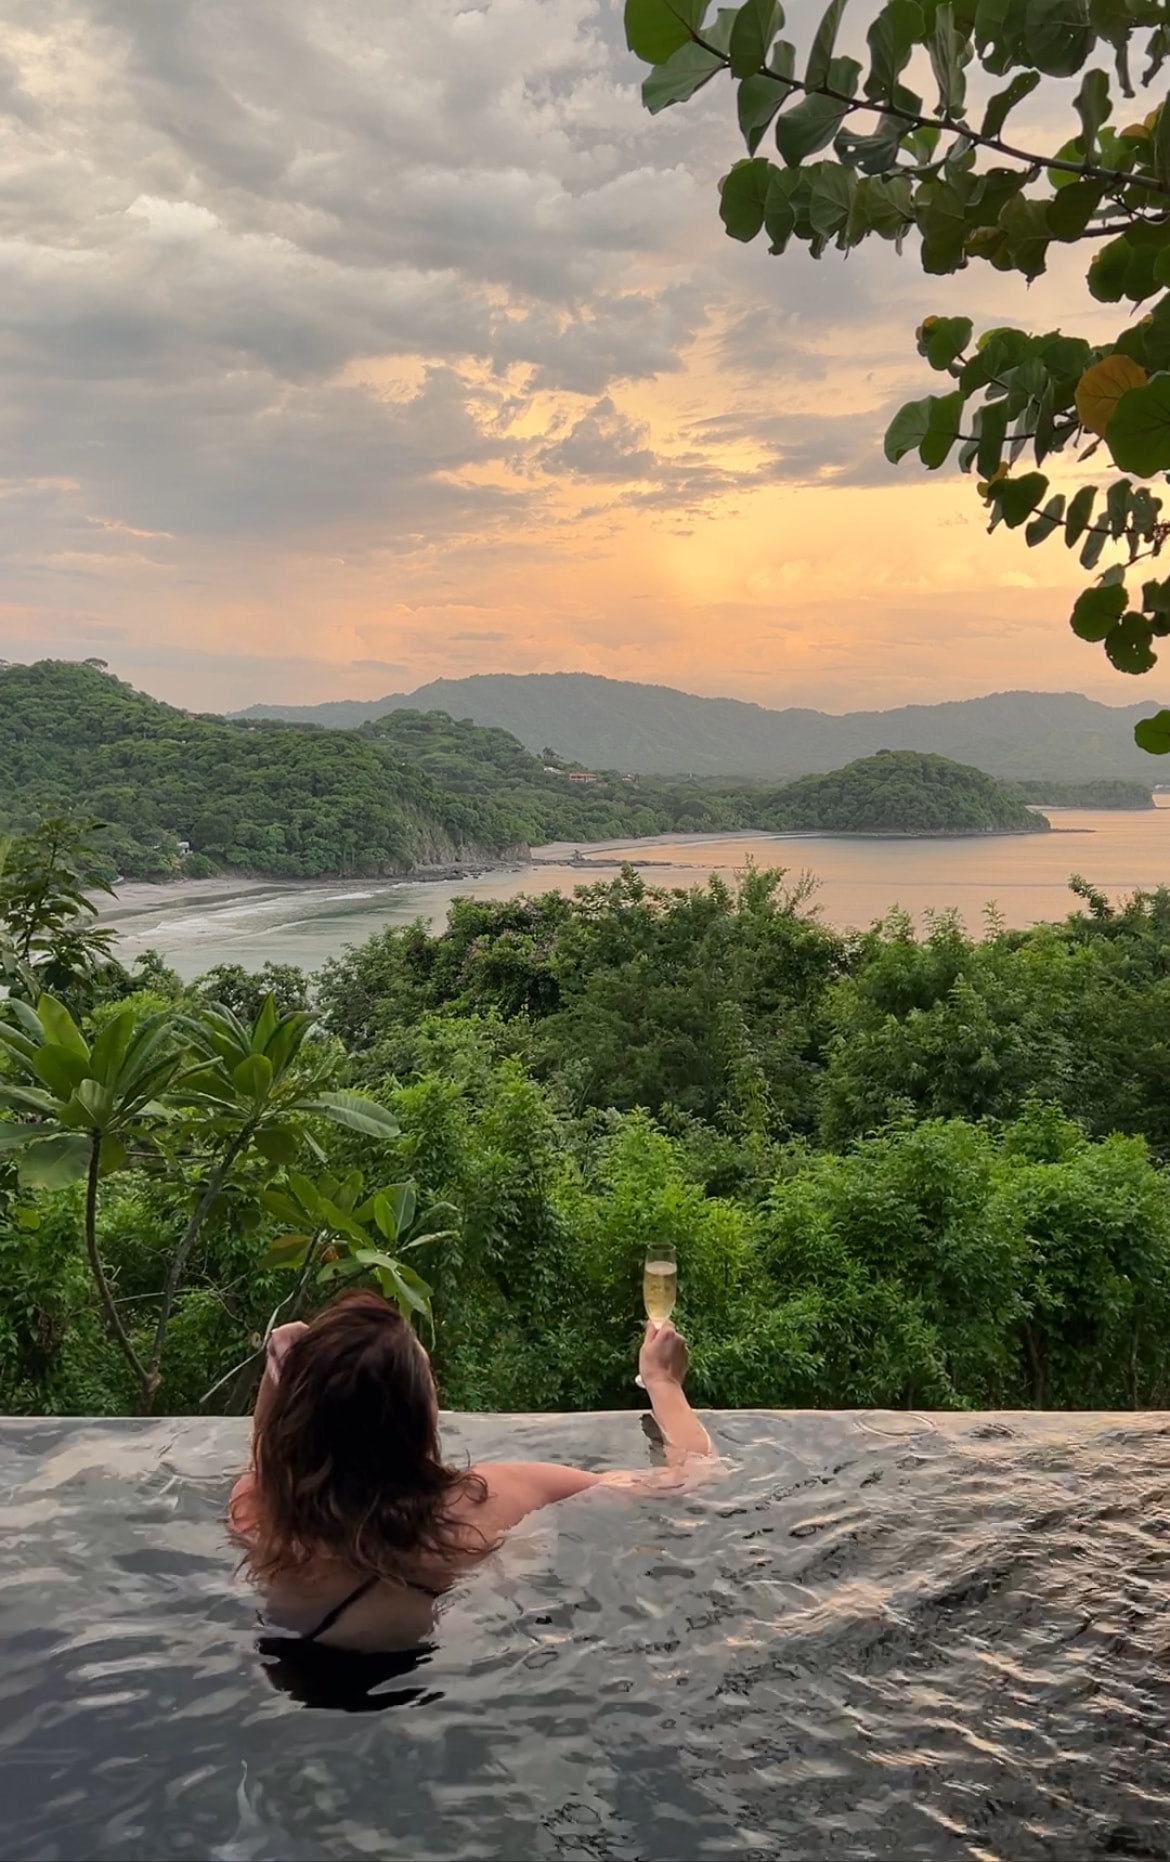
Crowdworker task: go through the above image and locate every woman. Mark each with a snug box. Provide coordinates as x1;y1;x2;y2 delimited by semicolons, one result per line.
230;1289;713;1655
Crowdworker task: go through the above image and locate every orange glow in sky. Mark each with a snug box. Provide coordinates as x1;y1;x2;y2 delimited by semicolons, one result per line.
0;1;1158;717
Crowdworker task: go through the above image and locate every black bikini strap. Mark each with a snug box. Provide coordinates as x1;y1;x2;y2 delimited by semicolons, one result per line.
304;1575;379;1642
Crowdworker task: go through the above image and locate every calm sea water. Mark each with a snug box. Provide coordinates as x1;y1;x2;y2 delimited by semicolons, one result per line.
100;804;1170;981
3;1410;1169;1860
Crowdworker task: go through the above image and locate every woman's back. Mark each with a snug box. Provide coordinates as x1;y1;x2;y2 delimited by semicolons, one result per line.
231;1293;714;1655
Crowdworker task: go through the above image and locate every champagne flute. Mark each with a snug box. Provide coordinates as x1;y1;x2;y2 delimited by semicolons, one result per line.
635;1242;677;1389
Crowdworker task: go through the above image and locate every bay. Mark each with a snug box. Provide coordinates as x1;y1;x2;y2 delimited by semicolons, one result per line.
101;803;1170;981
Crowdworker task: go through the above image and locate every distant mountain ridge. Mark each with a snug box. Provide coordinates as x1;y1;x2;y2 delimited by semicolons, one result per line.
233;674;1166;783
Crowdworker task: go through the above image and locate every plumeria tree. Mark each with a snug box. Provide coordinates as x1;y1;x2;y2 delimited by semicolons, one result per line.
625;0;1170;751
0;992;411;1411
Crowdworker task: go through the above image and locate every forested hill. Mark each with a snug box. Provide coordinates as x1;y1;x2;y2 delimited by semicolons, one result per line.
0;663;763;877
0;664;1056;879
0;662;536;881
757;751;1049;836
234;672;1165;784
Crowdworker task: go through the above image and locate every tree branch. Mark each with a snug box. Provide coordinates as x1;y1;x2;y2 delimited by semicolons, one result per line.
84;1136;150;1397
142;1126;254;1411
696;38;1170;201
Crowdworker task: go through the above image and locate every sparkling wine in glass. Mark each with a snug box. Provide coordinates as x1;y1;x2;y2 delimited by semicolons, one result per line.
635;1243;676;1387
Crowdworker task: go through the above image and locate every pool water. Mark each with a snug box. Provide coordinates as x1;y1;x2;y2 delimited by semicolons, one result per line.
2;1410;1169;1861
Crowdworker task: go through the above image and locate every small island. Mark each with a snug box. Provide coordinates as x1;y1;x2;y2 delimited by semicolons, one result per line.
755;749;1051;837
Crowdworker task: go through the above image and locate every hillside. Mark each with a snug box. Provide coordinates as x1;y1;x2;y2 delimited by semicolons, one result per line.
1012;779;1155;809
0;663;532;881
233;673;1165;784
757;751;1049;837
0;664;765;879
0;666;1057;881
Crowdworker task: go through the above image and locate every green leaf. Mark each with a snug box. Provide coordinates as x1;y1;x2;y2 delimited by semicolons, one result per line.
3;999;43;1042
625;0;708;64
1064;483;1097;543
774;90;851;163
251;993;279;1057
1090;233;1165;304
643;39;725;110
258;1233;313;1270
17;1131;91;1190
864;0;923;102
376;1182;418;1243
1074;67;1112;150
1135;709;1170;752
0;1081;61;1117
1142;574;1170;613
917;314;972;370
232;1052;274;1103
1023;0;1093;75
729;0;783;77
1025;493;1067;544
918;179;971;273
31;1044;90;1100
997;193;1050;281
885;395;932;462
98;1134;127;1176
0;1122;47;1153
719;157;775;238
1047;179;1105;240
929;2;967;115
254;1124;302;1165
991;471;1049;526
89;1007;138;1090
1105;612;1158;673
73;1078;115;1129
981;69;1040;140
36;996;88;1065
859;171;913;238
1107;373;1170;474
1106;477;1132;537
975;399;1010;476
287;1169;326;1220
1070;579;1128;639
738;65;792;150
919;390;965;467
805;0;846;86
763;163;801;246
353;1251;431;1318
260;1187;309;1228
308;1091;401;1138
837;113;903;174
807;161;856;238
1154;101;1170;182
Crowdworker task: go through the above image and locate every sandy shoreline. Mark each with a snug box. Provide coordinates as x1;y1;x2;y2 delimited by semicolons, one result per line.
99;875;280;923
100;861;528;926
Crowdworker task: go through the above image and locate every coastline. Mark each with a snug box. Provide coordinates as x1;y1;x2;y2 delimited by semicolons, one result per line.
100;860;526;926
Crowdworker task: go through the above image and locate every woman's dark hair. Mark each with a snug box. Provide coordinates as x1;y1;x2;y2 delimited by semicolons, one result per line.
245;1290;488;1584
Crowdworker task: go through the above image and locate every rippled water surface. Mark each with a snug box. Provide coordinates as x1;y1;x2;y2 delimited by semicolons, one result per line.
3;1411;1170;1860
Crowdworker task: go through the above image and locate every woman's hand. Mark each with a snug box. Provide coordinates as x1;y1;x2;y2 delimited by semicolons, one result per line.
266;1320;309;1376
638;1318;689;1387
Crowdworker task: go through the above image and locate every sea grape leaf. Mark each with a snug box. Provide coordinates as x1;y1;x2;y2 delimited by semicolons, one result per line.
1075;354;1148;435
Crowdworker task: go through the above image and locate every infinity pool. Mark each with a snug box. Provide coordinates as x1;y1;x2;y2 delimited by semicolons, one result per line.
2;1411;1169;1860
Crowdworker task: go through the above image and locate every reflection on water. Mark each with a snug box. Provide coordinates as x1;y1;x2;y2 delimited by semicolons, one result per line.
3;1410;1170;1860
100;806;1170;980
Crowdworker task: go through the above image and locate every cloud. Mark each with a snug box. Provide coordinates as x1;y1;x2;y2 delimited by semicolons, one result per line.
0;0;1136;714
538;396;657;480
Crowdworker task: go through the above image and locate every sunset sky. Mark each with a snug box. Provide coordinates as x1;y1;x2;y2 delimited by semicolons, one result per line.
0;0;1160;715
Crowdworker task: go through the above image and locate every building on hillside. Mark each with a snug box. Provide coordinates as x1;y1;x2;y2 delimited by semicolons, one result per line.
567;770;599;784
